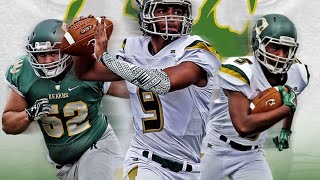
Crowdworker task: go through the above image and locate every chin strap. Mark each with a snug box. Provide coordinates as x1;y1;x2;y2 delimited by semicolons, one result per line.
99;52;171;95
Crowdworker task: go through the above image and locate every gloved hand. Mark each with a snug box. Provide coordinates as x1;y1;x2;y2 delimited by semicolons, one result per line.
277;85;297;113
25;98;51;121
272;128;292;151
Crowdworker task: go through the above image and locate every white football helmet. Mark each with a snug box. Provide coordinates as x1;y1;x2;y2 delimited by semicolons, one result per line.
139;0;193;39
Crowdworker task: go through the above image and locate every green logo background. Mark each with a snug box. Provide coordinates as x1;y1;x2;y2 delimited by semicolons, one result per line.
123;0;258;58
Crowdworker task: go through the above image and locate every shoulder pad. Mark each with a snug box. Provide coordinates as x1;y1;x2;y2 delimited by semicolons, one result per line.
292;58;310;83
219;57;253;86
287;62;310;94
184;35;221;60
5;55;32;96
185;36;221;59
6;55;29;78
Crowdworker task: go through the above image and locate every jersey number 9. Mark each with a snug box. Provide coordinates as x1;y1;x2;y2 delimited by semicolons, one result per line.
137;88;164;133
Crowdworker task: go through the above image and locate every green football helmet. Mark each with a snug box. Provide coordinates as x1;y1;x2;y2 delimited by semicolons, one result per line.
139;0;193;39
26;19;71;78
251;14;299;74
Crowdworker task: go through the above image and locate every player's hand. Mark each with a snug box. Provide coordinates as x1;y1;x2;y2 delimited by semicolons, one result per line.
272;128;292;151
94;17;108;59
278;85;297;113
25;98;51;121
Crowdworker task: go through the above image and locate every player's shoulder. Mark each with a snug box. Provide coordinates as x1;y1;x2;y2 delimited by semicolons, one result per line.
121;36;149;50
178;35;220;58
288;58;310;84
286;58;310;94
6;55;33;81
219;56;254;86
173;35;222;73
5;55;36;96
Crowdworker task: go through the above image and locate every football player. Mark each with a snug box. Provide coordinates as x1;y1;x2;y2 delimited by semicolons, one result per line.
2;19;127;180
73;0;221;179
201;14;309;180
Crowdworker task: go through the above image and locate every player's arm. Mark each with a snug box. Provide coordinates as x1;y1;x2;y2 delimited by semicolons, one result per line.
107;81;130;99
225;89;293;137
272;114;293;151
164;61;208;91
2;89;32;134
282;114;293;130
100;52;206;94
73;55;123;81
2;88;51;134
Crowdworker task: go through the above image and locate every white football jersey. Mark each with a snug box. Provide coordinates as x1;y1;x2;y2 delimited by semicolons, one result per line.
206;56;309;146
117;35;221;163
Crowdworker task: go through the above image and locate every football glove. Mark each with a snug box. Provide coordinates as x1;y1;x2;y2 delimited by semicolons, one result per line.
25;98;51;121
278;85;297;113
272;128;292;151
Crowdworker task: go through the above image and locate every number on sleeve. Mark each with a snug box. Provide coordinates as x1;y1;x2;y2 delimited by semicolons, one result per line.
10;59;23;74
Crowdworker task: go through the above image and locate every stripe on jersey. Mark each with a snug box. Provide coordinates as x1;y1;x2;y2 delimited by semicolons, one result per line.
305;65;310;82
128;165;138;180
220;64;250;85
185;40;221;60
121;38;127;50
294;58;302;64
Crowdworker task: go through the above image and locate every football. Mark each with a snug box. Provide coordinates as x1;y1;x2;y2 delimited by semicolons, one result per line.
60;16;113;56
250;87;283;114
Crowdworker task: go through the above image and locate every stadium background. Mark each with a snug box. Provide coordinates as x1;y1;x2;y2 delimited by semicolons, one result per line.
0;0;319;179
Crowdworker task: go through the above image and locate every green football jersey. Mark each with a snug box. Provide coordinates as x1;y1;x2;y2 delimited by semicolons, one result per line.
6;55;108;165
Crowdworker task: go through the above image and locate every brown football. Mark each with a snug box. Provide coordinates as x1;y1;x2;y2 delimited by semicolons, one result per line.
60;16;113;56
250;87;283;114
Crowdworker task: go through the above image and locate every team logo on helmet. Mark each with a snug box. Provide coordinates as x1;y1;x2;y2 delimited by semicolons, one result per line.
253;17;269;36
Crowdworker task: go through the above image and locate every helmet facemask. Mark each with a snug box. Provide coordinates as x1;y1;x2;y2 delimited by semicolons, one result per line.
140;0;193;40
255;35;299;74
26;41;72;79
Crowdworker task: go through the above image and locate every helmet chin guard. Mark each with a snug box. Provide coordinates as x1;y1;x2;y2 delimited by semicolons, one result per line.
139;0;193;40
